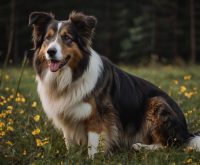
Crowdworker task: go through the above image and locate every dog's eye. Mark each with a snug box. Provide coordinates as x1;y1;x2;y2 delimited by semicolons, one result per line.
62;35;73;45
45;35;53;41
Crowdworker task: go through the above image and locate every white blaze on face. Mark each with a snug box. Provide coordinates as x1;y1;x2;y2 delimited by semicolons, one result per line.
45;22;63;61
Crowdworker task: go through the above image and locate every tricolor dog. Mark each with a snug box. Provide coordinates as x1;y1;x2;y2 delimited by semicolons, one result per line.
29;11;200;157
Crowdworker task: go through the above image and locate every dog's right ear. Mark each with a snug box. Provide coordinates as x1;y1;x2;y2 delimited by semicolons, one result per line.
29;12;54;49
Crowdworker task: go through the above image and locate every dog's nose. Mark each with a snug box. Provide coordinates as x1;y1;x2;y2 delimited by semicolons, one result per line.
47;47;57;58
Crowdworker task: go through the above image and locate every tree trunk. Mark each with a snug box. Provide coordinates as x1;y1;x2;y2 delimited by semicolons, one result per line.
3;0;15;68
190;0;196;64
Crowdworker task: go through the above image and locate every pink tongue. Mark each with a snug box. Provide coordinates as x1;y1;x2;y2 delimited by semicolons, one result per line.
49;61;61;72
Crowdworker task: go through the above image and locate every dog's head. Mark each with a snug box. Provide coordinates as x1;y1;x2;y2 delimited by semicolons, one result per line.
29;11;97;79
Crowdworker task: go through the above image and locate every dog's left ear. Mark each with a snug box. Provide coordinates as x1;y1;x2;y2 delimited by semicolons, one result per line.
29;12;54;49
69;11;97;45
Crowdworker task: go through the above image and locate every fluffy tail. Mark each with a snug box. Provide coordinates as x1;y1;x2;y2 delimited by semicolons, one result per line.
187;135;200;151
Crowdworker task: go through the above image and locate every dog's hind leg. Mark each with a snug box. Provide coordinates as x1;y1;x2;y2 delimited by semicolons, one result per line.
138;96;190;148
132;143;163;151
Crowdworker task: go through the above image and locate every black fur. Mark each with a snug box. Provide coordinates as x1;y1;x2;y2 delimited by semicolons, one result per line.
29;12;54;50
94;56;191;147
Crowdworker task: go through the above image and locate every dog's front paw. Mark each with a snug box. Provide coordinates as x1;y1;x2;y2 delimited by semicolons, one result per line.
88;145;97;159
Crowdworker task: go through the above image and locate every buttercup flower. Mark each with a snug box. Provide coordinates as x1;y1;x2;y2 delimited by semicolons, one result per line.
184;92;194;99
5;87;9;91
0;131;6;137
0;121;5;128
173;80;179;85
4;75;10;80
33;115;40;122
184;75;191;80
0;113;7;118
179;86;187;93
32;128;41;135
7;126;14;132
35;138;49;147
31;101;37;108
5;141;13;146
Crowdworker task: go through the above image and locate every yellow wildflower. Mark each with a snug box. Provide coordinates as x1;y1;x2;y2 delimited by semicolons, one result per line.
184;112;188;117
5;141;13;146
22;150;27;156
184;92;193;99
7;98;11;102
7;126;14;132
0;96;5;100
36;138;42;146
31;101;37;108
0;121;5;128
9;95;14;99
193;87;197;91
0;112;6;118
15;98;20;102
187;110;193;114
0;131;6;137
186;158;192;163
5;110;12;115
33;115;40;122
35;138;49;147
32;128;41;135
21;97;25;103
18;109;24;114
184;75;191;80
179;86;187;93
5;87;9;91
173;80;179;85
7;118;13;125
36;152;43;158
4;75;10;80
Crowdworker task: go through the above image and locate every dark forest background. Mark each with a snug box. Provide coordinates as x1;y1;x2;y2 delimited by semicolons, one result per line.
0;0;200;65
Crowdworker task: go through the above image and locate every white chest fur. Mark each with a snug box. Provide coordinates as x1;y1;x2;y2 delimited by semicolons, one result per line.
36;50;103;131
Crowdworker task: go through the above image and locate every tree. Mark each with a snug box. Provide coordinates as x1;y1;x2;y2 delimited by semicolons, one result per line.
190;0;196;64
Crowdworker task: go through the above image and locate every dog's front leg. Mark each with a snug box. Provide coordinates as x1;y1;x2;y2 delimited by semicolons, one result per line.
64;135;70;150
63;130;71;150
88;132;100;158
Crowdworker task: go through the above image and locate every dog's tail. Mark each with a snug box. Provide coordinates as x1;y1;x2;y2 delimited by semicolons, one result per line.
187;133;200;151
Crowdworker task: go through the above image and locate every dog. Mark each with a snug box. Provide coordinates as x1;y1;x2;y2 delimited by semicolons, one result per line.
29;11;200;157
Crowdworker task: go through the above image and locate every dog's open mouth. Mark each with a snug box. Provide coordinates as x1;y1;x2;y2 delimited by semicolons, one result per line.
48;56;71;72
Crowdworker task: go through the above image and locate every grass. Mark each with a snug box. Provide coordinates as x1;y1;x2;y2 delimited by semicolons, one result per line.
0;65;200;165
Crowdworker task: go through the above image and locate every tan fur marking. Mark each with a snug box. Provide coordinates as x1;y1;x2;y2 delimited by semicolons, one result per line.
36;43;48;72
60;28;73;39
60;40;82;70
57;26;82;70
38;43;47;59
143;97;169;144
84;97;102;133
45;28;55;39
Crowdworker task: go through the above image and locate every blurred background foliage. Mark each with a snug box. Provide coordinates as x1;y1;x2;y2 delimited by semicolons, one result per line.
0;0;200;65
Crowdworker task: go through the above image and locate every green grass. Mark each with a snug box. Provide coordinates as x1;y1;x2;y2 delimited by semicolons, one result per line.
0;65;200;165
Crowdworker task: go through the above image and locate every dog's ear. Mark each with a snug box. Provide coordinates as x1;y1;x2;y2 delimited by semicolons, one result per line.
69;11;97;46
29;12;54;49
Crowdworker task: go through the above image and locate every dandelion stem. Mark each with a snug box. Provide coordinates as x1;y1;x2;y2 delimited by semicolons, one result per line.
14;51;28;98
12;51;28;110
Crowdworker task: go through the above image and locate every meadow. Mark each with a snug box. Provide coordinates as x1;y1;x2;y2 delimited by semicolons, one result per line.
0;65;200;165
